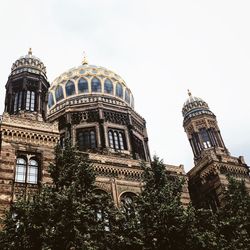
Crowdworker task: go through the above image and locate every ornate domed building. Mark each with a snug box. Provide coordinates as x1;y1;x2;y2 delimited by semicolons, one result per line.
0;49;248;216
182;91;250;210
0;50;189;217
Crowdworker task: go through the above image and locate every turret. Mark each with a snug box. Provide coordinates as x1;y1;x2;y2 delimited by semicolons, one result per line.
4;48;49;120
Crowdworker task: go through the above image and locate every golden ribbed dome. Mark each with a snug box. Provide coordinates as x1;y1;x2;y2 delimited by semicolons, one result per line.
48;62;134;110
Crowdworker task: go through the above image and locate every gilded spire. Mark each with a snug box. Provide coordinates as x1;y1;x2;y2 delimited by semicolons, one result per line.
188;89;192;97
28;48;32;55
82;51;88;65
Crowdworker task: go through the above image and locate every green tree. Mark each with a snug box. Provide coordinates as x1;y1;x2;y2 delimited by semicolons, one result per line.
136;156;188;250
217;177;250;250
0;143;122;250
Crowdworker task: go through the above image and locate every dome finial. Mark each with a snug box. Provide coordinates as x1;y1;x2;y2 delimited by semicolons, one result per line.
82;51;88;65
188;89;192;96
28;48;32;55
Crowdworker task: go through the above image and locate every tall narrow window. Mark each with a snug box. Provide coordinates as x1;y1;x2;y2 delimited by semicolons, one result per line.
125;89;130;104
13;91;23;113
14;93;18;112
104;79;113;94
116;83;123;98
65;80;75;97
27;159;38;184
48;92;55;108
91;77;101;92
133;136;146;160
25;91;36;111
108;131;114;148
15;158;26;183
77;128;97;150
200;128;211;149
18;91;22;110
55;86;64;102
108;129;127;151
78;78;89;93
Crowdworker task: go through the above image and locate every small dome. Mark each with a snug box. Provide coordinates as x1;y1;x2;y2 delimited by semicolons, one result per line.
48;60;134;111
10;48;47;78
182;91;214;120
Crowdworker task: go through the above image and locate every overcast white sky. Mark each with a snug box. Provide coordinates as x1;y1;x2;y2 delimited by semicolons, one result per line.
0;0;250;172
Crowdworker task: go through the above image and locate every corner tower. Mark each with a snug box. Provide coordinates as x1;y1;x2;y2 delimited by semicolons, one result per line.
0;50;59;218
4;48;49;120
183;91;250;210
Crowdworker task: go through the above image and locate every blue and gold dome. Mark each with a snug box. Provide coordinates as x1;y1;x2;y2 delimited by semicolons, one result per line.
182;90;214;120
48;56;134;111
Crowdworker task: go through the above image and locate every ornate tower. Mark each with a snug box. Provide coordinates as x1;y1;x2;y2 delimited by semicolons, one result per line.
4;49;48;120
0;50;59;217
183;91;250;210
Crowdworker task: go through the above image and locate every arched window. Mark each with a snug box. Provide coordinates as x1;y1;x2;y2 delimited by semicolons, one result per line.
25;90;36;111
104;79;113;94
120;192;136;217
78;78;88;93
200;128;211;149
77;128;97;151
48;92;55;108
15;157;39;184
116;83;123;98
91;77;101;92
125;89;130;104
55;85;64;102
13;91;23;112
108;129;127;151
65;80;75;97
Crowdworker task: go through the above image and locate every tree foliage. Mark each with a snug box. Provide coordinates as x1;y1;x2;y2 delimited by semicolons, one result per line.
0;143;122;250
1;149;250;250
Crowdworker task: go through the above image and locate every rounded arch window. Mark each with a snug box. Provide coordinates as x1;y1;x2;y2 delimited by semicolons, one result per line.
120;192;136;216
55;85;64;102
78;78;89;93
91;77;101;92
116;83;123;98
65;80;75;97
15;157;39;184
125;89;130;104
48;92;55;108
104;79;113;94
